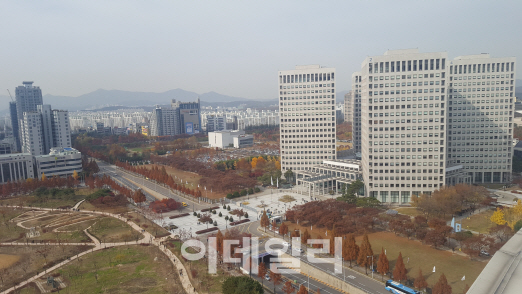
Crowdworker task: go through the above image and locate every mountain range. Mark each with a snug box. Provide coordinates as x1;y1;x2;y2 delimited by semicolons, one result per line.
0;88;351;113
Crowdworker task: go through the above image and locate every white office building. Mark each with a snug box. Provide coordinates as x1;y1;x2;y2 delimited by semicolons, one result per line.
447;54;516;184
0;153;34;184
351;49;516;203
20;111;45;156
52;109;71;149
208;130;250;148
13;81;43;151
34;147;82;179
278;65;337;173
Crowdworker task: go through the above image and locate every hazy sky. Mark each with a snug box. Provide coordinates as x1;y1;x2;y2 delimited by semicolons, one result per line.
1;0;521;100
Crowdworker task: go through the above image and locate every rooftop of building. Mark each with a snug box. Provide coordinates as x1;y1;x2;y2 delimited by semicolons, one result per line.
38;147;80;157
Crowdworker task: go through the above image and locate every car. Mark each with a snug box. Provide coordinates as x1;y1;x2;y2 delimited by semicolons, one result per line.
182;202;188;207
481;250;490;256
293;248;304;254
282;241;290;247
265;274;271;281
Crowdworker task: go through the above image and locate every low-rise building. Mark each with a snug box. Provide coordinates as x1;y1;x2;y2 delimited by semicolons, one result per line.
233;134;254;148
208;130;246;148
34;147;82;179
0;153;34;184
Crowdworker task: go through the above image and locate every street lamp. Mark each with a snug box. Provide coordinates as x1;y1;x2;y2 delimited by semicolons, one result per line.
367;255;374;278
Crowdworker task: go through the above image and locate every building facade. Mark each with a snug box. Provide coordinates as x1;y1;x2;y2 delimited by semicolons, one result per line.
0;153;34;184
344;91;353;124
34;147;82;179
206;115;227;132
14;82;43;152
172;98;201;134
20;111;45;156
279;65;337;173
351;49;516;204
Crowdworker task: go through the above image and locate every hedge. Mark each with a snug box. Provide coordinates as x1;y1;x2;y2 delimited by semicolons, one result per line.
169;213;190;219
195;227;219;234
230;219;250;226
201;206;220;212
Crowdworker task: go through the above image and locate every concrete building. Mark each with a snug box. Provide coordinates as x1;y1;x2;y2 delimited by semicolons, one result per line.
208;130;247;148
344;91;353;124
447;54;516;183
206;115;227;132
150;105;179;136
233;134;254;148
52;109;71;149
13;82;43;152
350;49;516;203
34;147;82;179
352;74;363;152
278;65;337;173
172;98;201;134
0;153;34;184
9;102;19;151
20;111;44;156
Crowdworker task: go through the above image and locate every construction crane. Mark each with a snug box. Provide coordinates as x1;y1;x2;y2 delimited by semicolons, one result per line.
7;89;14;101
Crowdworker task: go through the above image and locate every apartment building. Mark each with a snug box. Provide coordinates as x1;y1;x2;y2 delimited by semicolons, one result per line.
344;91;353;124
13;81;43;151
352;49;516;204
278;65;337;173
20;111;45;156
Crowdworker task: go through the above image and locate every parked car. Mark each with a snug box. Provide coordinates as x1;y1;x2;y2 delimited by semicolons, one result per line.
481;250;490;256
265;274;271;281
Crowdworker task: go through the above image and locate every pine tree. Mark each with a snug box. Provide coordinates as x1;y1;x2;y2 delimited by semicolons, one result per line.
413;268;428;290
357;233;374;274
393;252;408;283
343;234;359;267
376;247;389;280
432;273;452;294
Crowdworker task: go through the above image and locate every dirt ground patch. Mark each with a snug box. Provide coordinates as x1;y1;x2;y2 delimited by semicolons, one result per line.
0;245;92;292
0;254;20;269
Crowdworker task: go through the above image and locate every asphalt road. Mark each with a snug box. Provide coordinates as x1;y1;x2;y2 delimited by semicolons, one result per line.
96;160;210;211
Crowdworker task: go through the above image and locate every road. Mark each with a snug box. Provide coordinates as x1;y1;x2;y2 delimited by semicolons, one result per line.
96;160;210;211
233;221;389;294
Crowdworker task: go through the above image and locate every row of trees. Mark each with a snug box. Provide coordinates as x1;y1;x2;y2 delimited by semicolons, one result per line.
0;174;81;199
84;174;146;204
115;161;203;198
491;200;522;230
412;184;493;218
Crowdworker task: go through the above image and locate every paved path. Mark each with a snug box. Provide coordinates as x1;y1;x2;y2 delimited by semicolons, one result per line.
0;205;197;294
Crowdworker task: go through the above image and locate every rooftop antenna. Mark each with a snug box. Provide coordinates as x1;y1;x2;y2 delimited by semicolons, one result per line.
6;89;14;101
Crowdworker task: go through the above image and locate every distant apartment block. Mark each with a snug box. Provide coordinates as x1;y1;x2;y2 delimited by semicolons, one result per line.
278;65;337;173
150;98;201;136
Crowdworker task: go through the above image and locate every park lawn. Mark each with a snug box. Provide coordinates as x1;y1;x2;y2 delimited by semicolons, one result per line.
55;218;99;232
167;240;228;293
460;209;495;234
17;283;40;294
0;245;92;293
54;245;185;294
0;187;98;209
395;207;424;217
355;231;486;294
88;217;143;243
0;207;30;242
127;212;170;238
79;199;130;214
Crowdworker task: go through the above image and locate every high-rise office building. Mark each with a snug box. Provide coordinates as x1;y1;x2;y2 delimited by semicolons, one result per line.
352;49;516;203
352;74;363;153
344;91;353;124
52;109;71;149
13;82;43;151
150;103;179;137
172;98;201;134
447;54;516;184
150;98;201;136
278;65;337;173
9;102;19;151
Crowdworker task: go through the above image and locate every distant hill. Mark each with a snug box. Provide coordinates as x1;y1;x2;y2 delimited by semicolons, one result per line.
336;90;349;103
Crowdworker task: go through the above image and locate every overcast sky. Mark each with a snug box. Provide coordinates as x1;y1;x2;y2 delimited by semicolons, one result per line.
1;0;521;100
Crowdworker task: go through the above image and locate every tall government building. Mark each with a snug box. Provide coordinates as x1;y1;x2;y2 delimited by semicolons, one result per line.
278;65;337;173
13;81;43;151
351;49;516;203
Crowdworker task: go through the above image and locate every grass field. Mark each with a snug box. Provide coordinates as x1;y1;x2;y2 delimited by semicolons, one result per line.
0;245;92;292
460;209;495;234
167;240;227;293
79;200;130;214
0;188;99;209
127;212;170;238
0;254;20;269
88;217;143;243
0;207;29;243
395;207;424;217
53;245;185;294
354;232;486;294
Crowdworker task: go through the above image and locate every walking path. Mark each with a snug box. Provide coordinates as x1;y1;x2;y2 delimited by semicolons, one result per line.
0;204;197;294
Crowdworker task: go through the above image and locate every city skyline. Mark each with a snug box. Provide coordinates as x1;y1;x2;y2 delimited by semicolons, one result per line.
1;1;520;106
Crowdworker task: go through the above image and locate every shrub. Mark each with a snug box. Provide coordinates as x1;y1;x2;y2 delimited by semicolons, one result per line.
254;187;260;193
223;204;227;209
169;213;189;219
197;213;201;218
225;216;229;221
229;217;234;222
226;193;233;199
245;212;249;218
240;189;247;196
213;221;217;226
212;210;217;214
195;227;218;234
248;188;254;194
515;220;522;232
193;212;197;216
233;191;240;198
219;212;223;217
227;205;231;211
